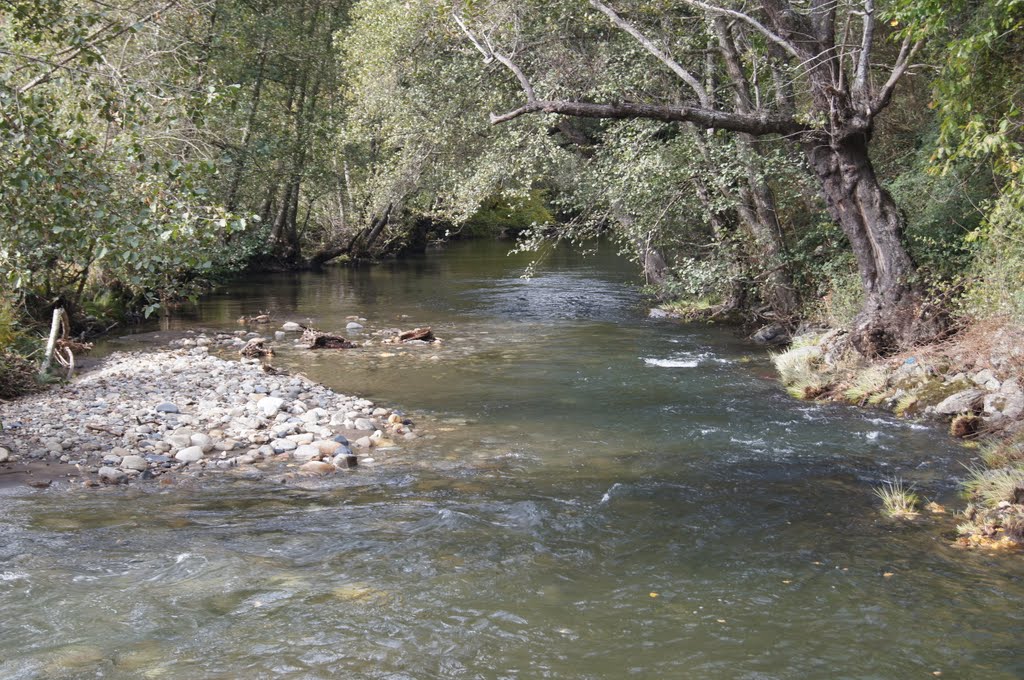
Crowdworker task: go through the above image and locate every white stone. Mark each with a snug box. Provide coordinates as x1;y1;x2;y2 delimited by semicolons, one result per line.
190;433;214;452
258;396;285;417
282;322;303;332
0;447;9;463
175;446;205;463
353;418;375;431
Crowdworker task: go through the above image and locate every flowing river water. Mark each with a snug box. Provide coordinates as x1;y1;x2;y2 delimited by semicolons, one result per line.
2;240;1022;678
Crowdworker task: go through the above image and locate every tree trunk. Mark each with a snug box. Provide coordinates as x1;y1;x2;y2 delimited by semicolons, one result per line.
805;133;944;355
713;18;798;320
226;30;269;213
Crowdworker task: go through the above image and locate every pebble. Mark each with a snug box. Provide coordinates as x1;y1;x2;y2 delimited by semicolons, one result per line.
293;445;321;462
346;322;364;330
0;348;419;487
282;322;303;332
354;418;375;431
120;455;149;471
271;438;298;453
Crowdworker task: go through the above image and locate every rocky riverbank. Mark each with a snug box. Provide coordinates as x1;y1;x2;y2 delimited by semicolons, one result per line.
0;344;418;489
770;322;1024;550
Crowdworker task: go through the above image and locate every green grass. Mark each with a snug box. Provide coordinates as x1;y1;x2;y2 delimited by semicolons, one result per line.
874;478;921;518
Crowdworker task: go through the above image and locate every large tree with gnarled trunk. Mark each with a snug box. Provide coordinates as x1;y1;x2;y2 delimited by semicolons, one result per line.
454;0;946;355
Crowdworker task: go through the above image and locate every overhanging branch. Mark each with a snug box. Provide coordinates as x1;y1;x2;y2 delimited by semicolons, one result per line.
490;98;807;137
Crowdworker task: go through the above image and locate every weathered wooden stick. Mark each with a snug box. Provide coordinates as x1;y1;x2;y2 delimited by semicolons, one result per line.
39;307;63;377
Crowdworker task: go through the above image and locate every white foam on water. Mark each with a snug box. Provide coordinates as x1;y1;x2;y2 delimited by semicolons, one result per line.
0;572;27;582
643;358;699;368
600;482;624;504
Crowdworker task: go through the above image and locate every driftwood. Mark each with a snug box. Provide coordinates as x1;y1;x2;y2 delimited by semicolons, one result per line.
40;308;91;379
398;327;435;342
239;338;274;358
301;328;359;350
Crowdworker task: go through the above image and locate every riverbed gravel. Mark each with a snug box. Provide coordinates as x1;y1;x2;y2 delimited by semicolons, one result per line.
0;343;416;487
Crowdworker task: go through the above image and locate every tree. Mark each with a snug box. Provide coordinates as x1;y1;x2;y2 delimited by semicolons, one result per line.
892;0;1024;318
453;0;946;354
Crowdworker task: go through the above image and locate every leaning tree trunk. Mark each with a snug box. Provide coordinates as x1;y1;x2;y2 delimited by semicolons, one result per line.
805;132;944;355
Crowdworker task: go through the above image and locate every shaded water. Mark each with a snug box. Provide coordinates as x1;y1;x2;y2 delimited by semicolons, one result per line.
2;241;1022;679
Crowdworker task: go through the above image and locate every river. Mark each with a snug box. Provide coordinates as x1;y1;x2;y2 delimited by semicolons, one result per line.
1;240;1022;678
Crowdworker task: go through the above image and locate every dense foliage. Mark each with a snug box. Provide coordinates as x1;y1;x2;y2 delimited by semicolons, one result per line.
0;0;1021;345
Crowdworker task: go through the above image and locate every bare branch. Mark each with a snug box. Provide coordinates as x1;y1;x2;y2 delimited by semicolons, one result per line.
589;0;710;107
488;50;538;103
678;0;800;59
451;11;494;64
453;11;537;104
870;37;922;115
853;0;874;95
489;98;807;137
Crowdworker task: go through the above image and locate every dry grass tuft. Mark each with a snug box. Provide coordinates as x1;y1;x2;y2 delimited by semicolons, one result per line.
962;465;1024;507
874;478;921;519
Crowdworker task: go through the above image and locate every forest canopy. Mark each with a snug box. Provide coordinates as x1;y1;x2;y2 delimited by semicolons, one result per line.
1;0;1021;354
